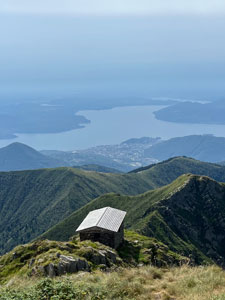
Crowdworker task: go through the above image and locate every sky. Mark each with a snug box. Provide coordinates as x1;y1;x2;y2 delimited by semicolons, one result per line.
0;0;225;101
1;0;225;15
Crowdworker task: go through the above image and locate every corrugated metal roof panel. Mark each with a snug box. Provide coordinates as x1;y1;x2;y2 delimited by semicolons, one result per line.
76;207;107;232
98;207;126;232
76;207;126;232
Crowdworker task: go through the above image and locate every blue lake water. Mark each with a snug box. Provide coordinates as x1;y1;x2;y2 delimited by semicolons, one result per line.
1;105;225;151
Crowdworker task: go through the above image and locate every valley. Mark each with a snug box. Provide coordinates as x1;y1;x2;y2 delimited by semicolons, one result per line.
1;156;225;255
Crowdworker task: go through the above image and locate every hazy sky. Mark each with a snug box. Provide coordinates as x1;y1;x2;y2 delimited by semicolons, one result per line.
0;1;225;101
1;0;225;15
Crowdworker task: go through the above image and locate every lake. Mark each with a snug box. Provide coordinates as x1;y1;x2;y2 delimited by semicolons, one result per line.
1;105;225;151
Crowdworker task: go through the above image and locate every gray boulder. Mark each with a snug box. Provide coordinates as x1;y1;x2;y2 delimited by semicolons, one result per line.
57;255;90;275
83;248;107;265
82;247;119;267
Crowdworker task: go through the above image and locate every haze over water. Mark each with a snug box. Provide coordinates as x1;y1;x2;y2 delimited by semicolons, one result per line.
0;105;225;151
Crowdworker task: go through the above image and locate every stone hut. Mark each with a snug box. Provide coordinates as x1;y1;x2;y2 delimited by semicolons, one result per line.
76;207;126;249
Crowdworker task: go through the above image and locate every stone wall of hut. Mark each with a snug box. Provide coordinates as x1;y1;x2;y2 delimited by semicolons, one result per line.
79;222;124;249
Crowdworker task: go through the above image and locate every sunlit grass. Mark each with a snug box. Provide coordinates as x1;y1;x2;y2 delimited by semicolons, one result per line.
1;265;225;299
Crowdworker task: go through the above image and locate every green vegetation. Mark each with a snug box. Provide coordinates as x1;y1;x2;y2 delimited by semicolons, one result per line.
1;265;225;299
0;166;145;255
42;174;225;266
2;156;225;254
74;164;122;173
131;156;225;184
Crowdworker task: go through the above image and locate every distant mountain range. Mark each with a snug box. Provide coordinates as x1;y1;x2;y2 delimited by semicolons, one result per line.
144;135;225;163
43;135;225;171
2;135;225;172
2;156;225;254
1;134;225;174
42;173;225;266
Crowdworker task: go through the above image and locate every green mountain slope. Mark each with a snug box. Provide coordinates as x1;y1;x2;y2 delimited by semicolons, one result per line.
0;167;146;255
0;142;66;171
2;156;225;254
74;164;122;173
131;156;225;184
42;174;225;266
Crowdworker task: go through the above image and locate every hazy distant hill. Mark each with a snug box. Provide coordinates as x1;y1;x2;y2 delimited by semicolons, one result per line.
0;142;66;171
0;101;89;140
2;135;225;173
121;137;160;145
154;100;225;124
144;135;225;163
42;174;225;266
2;156;225;254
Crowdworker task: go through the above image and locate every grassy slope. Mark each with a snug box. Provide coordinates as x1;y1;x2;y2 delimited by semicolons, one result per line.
0;167;149;254
42;174;225;265
74;164;123;173
132;156;225;185
40;174;194;243
1;265;225;300
2;157;225;254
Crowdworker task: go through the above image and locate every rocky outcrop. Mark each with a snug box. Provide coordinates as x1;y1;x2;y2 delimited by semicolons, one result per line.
30;255;90;277
57;255;90;275
21;241;122;278
81;247;119;267
0;232;188;282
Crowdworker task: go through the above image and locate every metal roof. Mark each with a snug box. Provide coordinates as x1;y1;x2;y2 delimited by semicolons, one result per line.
76;207;126;233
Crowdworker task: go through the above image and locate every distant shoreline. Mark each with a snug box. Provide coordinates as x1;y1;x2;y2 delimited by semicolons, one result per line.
0;100;175;140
